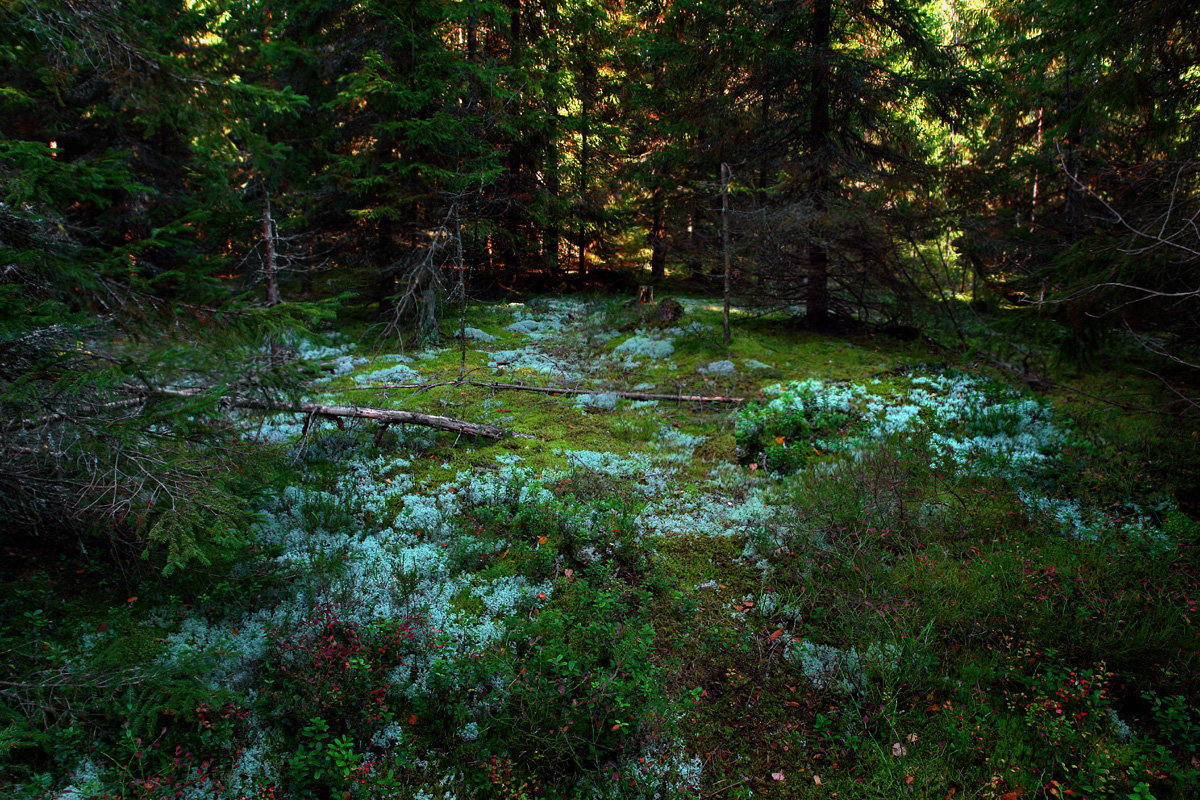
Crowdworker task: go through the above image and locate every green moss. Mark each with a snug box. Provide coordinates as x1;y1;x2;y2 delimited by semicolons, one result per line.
449;586;486;617
694;433;736;463
94;625;165;666
15;294;1200;800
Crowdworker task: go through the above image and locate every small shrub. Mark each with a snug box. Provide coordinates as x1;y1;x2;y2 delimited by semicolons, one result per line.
736;381;853;473
259;603;432;741
480;571;674;792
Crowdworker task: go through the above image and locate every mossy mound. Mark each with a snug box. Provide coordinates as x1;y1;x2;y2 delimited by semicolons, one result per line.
694;433;737;463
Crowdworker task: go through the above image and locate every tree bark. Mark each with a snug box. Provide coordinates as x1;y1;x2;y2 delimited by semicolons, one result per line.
542;0;562;278
154;389;511;439
806;0;832;329
721;162;732;345
648;59;668;284
23;389;517;439
502;0;525;284
650;177;667;282
578;40;592;279
272;400;508;439
376;214;395;315
345;380;747;404
262;194;280;307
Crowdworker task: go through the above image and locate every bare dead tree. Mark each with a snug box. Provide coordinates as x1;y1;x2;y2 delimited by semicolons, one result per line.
238;190;330;313
380;203;464;348
262;192;281;307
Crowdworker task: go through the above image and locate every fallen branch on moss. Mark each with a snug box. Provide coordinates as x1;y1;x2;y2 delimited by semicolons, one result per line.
153;389;511;440
19;385;515;441
347;380;747;404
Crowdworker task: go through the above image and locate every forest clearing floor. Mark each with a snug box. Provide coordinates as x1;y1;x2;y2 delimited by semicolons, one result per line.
3;295;1199;800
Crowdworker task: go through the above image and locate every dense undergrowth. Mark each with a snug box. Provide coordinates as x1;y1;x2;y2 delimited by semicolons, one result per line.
2;296;1198;800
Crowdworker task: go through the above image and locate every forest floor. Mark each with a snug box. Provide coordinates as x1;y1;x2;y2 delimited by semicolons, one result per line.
3;295;1199;800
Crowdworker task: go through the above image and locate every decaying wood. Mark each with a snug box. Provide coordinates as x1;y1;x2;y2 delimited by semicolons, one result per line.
271;399;507;439
348;379;747;404
19;387;512;440
157;389;511;439
721;162;732;345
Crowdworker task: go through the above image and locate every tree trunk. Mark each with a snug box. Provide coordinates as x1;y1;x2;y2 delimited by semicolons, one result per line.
578;42;591;279
152;388;511;439
650;175;667;282
502;0;525;284
344;380;747;404
542;0;562;278
376;215;395;316
262;194;280;307
1030;103;1044;231
721;162;732;345
759;88;771;191
805;0;832;329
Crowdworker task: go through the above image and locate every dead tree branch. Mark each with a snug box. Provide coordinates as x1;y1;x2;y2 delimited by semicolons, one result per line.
1051;154;1200;310
18;388;512;442
149;388;510;439
341;380;747;404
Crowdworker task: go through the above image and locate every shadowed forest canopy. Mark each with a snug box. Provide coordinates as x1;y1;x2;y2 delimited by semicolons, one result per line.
3;0;1197;327
2;1;1200;799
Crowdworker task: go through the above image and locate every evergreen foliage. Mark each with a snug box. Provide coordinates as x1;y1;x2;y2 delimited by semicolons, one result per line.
2;2;1200;797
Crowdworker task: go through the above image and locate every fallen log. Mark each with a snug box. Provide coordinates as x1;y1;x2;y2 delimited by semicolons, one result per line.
155;389;510;440
347;380;746;404
188;391;511;441
274;400;507;440
19;384;517;440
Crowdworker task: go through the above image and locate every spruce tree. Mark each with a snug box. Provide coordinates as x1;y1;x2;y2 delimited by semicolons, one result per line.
0;0;315;569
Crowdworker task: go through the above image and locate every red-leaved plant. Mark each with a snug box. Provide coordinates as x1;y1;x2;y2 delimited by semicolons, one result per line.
259;603;430;738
